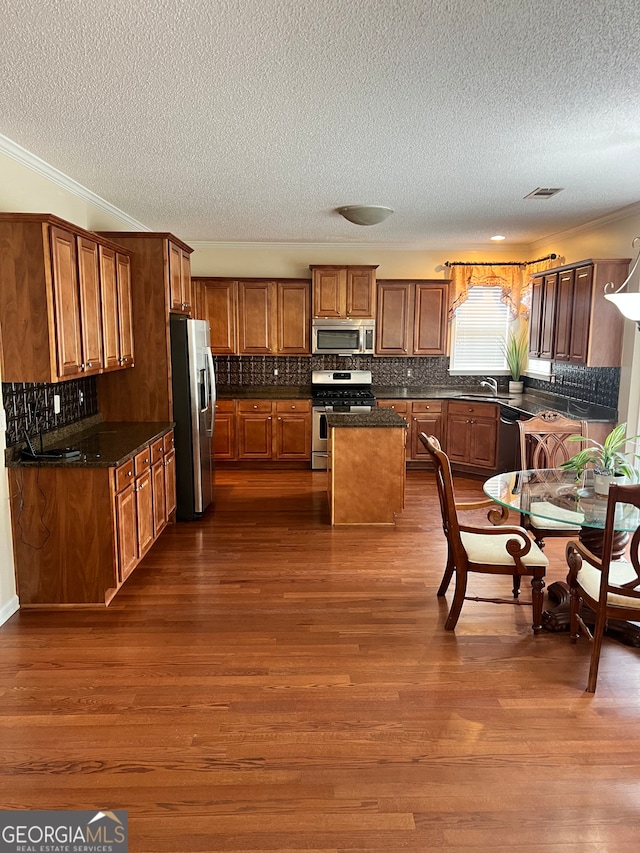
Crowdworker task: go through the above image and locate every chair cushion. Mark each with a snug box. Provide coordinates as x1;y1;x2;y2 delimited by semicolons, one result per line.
529;501;583;531
577;559;640;609
460;530;548;567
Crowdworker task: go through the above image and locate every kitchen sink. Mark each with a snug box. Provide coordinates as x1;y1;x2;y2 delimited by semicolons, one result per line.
456;393;517;402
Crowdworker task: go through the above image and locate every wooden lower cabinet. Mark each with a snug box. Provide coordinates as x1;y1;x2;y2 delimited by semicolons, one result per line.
376;399;443;461
10;429;175;607
217;399;311;462
446;401;498;469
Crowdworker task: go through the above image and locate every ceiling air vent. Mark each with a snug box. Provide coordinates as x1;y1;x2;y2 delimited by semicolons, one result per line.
523;187;564;199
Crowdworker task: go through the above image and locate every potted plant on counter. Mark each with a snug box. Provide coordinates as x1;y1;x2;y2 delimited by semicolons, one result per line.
560;422;640;495
502;322;528;394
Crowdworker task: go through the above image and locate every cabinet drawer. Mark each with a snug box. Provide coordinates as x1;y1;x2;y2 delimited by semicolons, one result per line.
215;400;236;414
448;401;497;418
411;400;443;414
163;430;175;454
150;437;164;463
378;400;410;416
238;400;273;413
275;399;311;413
134;446;152;475
114;460;135;493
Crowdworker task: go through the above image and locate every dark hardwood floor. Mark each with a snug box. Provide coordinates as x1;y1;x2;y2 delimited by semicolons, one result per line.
2;468;639;852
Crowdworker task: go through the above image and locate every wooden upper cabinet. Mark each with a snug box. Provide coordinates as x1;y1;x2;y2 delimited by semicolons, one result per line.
310;265;377;318
0;215;134;384
196;277;310;356
277;280;310;354
529;258;630;367
76;235;103;374
238;280;276;354
376;280;449;356
413;283;448;354
50;225;83;379
376;281;412;354
116;252;135;367
200;279;237;354
168;240;192;314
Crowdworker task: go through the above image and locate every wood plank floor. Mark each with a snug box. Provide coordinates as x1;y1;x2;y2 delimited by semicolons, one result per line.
2;468;640;853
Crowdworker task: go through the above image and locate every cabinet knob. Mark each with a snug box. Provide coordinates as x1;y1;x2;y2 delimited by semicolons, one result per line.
253;405;258;409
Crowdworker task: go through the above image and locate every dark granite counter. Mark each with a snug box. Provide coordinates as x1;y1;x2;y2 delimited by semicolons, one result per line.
6;422;174;468
325;409;408;429
215;384;616;423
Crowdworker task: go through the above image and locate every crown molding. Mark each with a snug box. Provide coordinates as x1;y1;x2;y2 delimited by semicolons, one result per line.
529;200;640;250
0;133;151;232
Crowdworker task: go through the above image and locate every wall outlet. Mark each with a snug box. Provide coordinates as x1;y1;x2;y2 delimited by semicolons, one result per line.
407;368;413;378
274;368;278;376
53;394;61;414
78;389;84;406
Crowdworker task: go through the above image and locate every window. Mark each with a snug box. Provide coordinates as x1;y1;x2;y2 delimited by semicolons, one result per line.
450;286;511;374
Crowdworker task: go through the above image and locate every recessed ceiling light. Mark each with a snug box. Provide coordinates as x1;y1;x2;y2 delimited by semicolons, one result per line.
491;235;506;241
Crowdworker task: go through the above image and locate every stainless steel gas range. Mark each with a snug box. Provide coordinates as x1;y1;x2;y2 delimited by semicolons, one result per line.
311;369;376;470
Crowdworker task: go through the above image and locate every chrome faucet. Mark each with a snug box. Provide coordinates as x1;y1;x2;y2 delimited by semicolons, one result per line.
480;377;498;396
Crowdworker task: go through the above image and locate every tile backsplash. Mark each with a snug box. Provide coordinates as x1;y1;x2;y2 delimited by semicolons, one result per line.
2;377;98;448
2;358;618;449
213;355;620;409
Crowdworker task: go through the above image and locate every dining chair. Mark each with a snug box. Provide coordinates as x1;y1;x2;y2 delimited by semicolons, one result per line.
419;433;548;633
566;483;640;692
517;410;588;549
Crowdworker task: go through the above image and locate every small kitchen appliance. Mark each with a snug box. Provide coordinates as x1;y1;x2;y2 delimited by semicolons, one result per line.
311;369;376;470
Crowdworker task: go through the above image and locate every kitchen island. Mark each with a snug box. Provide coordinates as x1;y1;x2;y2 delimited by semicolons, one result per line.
326;408;407;525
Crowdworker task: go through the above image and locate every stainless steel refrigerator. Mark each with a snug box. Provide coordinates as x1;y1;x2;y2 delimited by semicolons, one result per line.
170;315;216;520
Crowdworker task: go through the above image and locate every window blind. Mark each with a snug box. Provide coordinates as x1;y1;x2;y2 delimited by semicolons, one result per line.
450;286;510;373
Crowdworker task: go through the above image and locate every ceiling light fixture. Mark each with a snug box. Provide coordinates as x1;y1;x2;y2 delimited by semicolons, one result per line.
603;238;640;331
336;205;394;226
491;235;506;241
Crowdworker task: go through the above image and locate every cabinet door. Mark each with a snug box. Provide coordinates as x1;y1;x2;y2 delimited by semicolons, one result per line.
277;281;310;354
50;225;83;378
312;268;346;318
164;448;177;518
346;268;375;317
238;402;273;458
553;269;574;360
99;245;120;370
116;253;135;366
202;280;237;354
376;282;411;354
469;418;498;468
76;236;103;374
238;281;276;354
274;402;311;459
180;249;192;315
445;413;471;464
528;277;543;357
539;273;557;359
213;404;237;459
169;241;184;312
411;401;444;461
413;284;448;355
568;265;593;364
135;469;154;556
152;459;166;534
115;482;138;582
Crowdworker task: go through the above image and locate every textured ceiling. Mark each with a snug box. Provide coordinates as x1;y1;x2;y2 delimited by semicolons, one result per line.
1;0;640;247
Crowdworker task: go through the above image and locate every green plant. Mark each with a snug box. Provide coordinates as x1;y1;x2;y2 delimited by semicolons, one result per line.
502;324;528;381
560;422;640;478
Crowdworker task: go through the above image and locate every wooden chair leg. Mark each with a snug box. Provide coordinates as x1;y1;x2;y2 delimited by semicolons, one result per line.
569;586;581;643
587;610;607;693
437;547;454;597
530;573;545;634
512;574;522;599
444;566;468;631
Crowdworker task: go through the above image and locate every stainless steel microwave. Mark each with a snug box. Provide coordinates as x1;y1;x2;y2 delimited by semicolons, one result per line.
311;318;376;355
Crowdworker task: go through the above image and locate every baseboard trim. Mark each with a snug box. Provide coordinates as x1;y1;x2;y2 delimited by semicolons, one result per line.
0;594;20;626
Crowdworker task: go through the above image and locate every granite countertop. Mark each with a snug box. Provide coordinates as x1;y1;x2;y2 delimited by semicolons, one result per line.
216;385;616;423
325;408;408;429
6;421;174;468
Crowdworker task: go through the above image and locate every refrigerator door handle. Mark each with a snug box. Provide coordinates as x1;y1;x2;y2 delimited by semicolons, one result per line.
205;348;216;437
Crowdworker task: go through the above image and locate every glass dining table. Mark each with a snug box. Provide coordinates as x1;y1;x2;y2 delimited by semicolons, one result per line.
483;468;640;643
